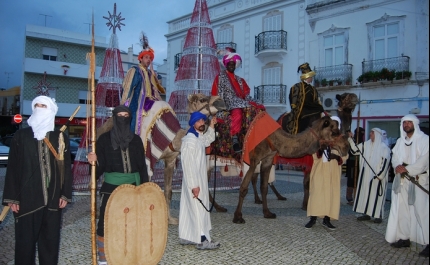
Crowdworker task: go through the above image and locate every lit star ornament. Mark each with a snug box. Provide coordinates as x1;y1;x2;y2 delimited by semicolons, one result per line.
33;72;56;96
103;3;125;34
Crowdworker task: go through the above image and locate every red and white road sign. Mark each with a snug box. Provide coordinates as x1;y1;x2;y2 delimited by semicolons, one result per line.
13;114;22;123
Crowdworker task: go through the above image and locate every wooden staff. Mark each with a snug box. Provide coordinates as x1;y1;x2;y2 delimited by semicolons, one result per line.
353;93;361;200
89;11;97;265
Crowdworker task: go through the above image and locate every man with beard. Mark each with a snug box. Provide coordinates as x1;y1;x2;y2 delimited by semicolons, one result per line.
211;48;264;152
386;114;429;257
2;96;72;264
178;111;220;250
87;105;149;265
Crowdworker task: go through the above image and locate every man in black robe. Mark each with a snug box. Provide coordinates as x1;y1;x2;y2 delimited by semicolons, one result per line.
2;95;73;264
87;105;149;265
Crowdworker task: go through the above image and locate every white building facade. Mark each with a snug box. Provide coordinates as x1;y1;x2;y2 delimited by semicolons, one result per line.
165;0;428;141
20;25;140;137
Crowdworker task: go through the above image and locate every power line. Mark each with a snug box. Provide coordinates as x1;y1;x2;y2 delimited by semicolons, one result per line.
39;14;52;27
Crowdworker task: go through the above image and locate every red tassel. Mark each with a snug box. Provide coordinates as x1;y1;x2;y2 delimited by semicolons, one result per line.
239;170;243;177
224;164;228;172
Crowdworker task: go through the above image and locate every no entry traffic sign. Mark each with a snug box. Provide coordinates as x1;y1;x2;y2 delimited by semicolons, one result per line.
13;114;22;123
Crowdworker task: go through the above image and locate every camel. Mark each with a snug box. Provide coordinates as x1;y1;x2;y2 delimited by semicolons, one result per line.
96;93;226;224
249;93;359;208
232;115;350;224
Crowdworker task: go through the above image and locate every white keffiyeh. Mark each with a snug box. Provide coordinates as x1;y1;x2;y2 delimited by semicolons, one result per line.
27;96;58;140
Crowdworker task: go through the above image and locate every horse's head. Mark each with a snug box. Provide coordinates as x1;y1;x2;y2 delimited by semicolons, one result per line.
187;93;226;116
336;93;358;135
311;116;350;156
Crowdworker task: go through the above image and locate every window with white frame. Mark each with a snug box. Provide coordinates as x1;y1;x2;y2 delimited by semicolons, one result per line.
318;25;349;67
42;47;57;61
373;22;399;59
263;11;282;31
367;14;405;60
263;65;281;85
217;25;233;43
323;34;344;66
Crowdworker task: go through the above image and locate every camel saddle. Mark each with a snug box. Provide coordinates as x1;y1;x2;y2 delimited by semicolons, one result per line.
104;182;168;265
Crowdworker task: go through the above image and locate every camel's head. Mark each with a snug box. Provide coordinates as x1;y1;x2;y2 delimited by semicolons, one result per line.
187;93;226;116
312;116;350;156
336;93;358;135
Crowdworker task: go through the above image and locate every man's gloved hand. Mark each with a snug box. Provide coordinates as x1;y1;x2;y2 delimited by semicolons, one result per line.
329;154;343;165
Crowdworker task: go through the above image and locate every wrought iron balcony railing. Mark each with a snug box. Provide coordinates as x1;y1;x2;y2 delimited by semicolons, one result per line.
254;85;287;104
216;42;237;52
362;56;409;74
314;64;353;87
174;53;182;70
255;30;287;54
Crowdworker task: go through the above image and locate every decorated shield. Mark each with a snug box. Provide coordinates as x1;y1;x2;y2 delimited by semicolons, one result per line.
105;182;168;265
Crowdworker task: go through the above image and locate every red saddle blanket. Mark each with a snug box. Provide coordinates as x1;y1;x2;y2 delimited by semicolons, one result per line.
208;108;281;166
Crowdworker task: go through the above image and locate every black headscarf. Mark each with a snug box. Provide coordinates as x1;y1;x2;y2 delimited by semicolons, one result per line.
110;105;134;150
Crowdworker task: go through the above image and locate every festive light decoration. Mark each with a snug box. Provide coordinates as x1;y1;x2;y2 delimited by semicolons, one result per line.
171;0;220;128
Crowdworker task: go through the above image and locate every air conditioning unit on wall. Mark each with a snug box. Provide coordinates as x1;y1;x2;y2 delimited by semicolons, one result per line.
321;97;338;110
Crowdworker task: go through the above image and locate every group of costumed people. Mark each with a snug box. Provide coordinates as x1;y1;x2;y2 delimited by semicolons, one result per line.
2;31;428;264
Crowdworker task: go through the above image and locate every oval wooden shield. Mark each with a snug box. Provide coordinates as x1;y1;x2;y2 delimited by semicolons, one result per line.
105;182;168;265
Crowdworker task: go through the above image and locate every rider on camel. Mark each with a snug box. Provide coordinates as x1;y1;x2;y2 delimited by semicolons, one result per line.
285;62;324;135
211;47;265;153
121;32;166;135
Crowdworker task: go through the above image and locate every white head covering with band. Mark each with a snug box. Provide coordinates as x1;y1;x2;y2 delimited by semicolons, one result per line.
27;96;58;140
394;114;425;165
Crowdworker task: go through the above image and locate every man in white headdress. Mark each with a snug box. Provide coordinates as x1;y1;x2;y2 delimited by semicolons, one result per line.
305;116;348;230
348;128;391;223
385;114;429;257
2;96;72;264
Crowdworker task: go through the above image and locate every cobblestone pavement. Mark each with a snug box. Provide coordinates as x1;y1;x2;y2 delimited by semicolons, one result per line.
0;167;428;264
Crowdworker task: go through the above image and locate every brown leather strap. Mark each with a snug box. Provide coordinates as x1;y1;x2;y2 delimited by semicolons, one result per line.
43;137;59;160
168;143;176;152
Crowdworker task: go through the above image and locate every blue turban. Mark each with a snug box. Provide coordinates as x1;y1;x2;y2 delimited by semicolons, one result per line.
188;111;207;137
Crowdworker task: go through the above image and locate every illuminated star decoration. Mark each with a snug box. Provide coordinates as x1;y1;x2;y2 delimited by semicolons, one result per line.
33;71;56;96
103;3;125;34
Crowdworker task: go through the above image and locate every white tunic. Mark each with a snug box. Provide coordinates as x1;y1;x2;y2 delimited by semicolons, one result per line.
348;137;392;218
178;127;215;243
386;132;429;245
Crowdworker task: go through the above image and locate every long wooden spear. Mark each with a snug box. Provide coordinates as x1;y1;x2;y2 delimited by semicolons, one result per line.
89;10;97;265
353;93;361;200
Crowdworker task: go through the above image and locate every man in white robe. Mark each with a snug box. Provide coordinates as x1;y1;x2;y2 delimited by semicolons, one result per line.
348;128;391;223
385;114;429;257
178;111;220;250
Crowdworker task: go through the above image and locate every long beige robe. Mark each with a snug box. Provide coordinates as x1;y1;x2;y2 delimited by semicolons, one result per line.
307;150;348;220
179;127;215;243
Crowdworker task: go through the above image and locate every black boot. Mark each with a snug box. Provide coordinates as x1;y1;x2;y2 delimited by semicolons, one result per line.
419;244;429;257
232;135;242;153
322;216;336;230
305;216;317;229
